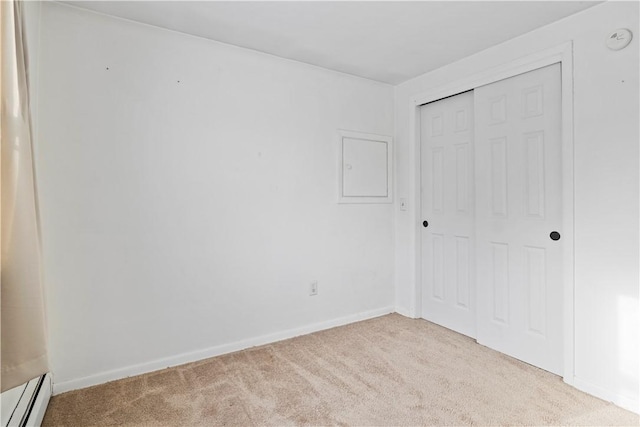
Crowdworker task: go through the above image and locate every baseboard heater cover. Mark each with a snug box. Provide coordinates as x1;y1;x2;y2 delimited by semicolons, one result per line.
1;373;51;427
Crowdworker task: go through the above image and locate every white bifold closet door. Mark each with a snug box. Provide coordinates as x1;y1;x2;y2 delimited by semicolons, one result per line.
474;63;563;375
420;63;563;376
420;91;476;338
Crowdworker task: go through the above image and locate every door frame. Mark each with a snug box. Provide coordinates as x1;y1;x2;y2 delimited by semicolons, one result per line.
409;42;575;383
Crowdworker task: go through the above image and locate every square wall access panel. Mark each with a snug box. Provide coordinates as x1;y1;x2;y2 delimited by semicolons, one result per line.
338;130;393;203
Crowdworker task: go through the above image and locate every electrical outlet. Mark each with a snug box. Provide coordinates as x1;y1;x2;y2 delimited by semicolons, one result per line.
310;281;318;296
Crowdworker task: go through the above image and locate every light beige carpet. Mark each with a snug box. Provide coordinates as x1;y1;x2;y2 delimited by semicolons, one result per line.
43;314;639;426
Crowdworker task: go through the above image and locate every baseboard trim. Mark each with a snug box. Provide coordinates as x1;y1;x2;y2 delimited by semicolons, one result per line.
394;305;417;319
52;306;395;395
571;376;639;414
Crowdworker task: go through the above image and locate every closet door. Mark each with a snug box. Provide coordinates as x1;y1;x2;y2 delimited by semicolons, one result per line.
420;91;475;338
474;63;563;375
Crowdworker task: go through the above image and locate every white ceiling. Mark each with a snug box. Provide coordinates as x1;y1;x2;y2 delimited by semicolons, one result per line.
64;1;600;85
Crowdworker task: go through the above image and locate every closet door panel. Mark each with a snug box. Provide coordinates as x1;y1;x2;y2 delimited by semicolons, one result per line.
474;63;563;375
420;91;476;338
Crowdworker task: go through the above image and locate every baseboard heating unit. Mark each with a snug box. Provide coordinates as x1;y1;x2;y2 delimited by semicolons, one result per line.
0;374;51;427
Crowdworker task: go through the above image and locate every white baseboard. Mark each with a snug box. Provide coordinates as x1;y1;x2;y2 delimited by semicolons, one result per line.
53;306;394;395
394;305;417;319
571;376;639;414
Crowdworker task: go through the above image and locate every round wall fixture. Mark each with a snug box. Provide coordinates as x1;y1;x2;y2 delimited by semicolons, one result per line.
606;28;633;51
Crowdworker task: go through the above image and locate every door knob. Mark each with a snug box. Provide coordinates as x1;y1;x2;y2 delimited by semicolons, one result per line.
550;231;561;241
422;220;429;228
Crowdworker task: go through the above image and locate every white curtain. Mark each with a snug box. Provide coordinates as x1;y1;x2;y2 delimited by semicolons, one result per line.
1;0;49;392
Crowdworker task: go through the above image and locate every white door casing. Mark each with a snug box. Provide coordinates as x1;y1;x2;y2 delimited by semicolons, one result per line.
420;91;476;338
474;63;563;375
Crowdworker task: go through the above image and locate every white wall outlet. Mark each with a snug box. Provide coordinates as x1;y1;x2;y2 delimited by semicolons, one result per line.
310;281;318;296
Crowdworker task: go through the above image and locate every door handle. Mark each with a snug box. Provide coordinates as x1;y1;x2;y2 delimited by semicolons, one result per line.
422;220;429;228
550;231;561;241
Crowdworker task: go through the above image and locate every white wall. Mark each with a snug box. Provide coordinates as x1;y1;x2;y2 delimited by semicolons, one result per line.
36;3;394;392
394;1;639;412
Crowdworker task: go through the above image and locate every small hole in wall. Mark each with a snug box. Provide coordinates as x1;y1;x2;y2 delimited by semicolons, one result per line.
106;67;109;70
